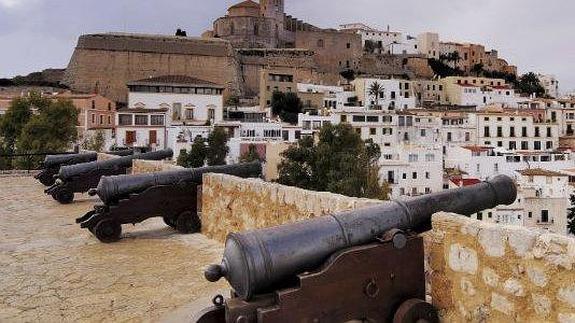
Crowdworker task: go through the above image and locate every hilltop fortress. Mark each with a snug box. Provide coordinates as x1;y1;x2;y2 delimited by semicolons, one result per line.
62;0;513;103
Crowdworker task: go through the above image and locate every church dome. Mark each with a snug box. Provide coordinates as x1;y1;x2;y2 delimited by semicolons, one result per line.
228;0;261;17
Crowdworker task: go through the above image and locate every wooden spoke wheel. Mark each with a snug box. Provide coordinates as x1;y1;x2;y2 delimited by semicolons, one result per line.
163;216;177;229
176;211;201;234
55;189;74;204
393;299;439;323
93;219;122;243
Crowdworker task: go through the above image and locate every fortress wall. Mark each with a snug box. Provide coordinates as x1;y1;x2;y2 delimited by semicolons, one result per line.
63;34;243;103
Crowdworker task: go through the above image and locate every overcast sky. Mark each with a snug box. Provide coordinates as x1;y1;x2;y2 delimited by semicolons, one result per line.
0;0;573;93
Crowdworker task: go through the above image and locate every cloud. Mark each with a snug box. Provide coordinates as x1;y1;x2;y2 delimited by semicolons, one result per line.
0;0;37;9
0;0;573;92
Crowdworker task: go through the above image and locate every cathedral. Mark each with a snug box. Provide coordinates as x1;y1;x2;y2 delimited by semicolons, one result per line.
209;0;318;48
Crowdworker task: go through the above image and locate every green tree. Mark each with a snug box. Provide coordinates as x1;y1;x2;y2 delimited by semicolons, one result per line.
0;95;44;153
177;149;189;167
206;128;229;166
516;72;545;97
471;63;484;76
81;130;106;152
188;136;207;167
16;98;78;168
177;136;208;168
368;81;384;108
277;123;389;200
240;144;262;163
271;92;303;124
568;195;575;235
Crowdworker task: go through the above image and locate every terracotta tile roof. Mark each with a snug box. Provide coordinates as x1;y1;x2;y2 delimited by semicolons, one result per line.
518;168;568;177
461;145;493;153
128;75;222;88
450;178;481;187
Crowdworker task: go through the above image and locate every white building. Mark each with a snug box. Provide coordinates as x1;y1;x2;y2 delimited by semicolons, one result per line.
117;75;224;156
417;32;440;59
470;168;571;235
445;145;573;180
537;74;560;99
476;110;560;151
339;23;419;55
380;144;444;198
352;78;416;111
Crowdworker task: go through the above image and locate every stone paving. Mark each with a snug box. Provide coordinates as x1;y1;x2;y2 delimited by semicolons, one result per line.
0;176;227;322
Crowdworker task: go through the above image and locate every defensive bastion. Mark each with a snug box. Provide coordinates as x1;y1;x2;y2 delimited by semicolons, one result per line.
130;159;575;322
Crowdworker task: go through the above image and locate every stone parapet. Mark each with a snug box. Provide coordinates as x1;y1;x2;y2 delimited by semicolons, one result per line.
131;160;184;175
201;174;383;242
96;152;120;161
429;212;575;322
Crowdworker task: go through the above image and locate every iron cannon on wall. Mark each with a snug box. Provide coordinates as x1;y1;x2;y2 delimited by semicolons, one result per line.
35;150;134;186
75;161;263;243
45;149;173;204
197;175;517;323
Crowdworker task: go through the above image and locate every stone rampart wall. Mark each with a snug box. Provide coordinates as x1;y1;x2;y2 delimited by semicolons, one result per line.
201;174;383;242
430;212;575;322
131;160;184;174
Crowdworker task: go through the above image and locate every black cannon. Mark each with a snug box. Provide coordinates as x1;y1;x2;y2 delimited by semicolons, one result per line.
197;175;517;323
75;162;263;243
45;149;173;204
35;150;134;186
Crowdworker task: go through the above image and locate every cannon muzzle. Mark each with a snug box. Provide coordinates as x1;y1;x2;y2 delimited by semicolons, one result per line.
207;175;517;300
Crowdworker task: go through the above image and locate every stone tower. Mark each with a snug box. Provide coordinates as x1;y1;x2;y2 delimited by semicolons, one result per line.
260;0;285;45
260;0;284;20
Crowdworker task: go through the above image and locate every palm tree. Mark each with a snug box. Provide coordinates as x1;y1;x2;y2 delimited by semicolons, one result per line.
368;81;384;109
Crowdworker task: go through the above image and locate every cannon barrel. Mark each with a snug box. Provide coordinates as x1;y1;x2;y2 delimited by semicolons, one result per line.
57;149;173;181
43;153;98;169
93;161;262;204
205;175;517;300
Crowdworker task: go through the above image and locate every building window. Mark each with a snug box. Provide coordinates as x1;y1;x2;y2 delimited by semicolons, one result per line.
370;128;376;135
150;115;165;126
412;172;418;179
107;115;112;125
108;102;112;111
118;114;132;126
99;115;103;125
425;172;430;179
541;210;549;223
477;212;483;221
510;127;515;137
497;127;503;137
135;115;148;126
254;23;259;36
484;126;490;137
91;113;95;124
522;127;528;137
409;154;419;162
317;39;324;48
420;129;426;137
185;108;194;120
91;100;96;109
346;43;351;49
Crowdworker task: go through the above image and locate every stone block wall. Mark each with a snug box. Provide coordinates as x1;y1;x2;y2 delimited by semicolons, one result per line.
429;212;575;322
201;174;383;242
96;152;120;161
131;160;184;175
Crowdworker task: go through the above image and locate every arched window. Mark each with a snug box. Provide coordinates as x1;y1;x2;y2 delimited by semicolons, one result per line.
254;23;259;36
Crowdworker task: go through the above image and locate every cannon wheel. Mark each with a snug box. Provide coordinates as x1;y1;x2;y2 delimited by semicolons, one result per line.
393;299;439;323
163;216;177;229
93;219;122;243
176;211;201;234
38;175;56;186
55;189;74;204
